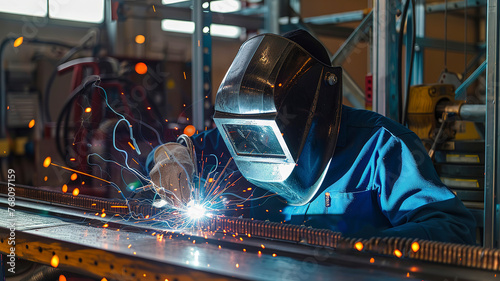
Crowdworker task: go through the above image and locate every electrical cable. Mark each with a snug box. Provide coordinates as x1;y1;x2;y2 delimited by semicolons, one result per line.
43;32;97;124
55;74;165;165
402;0;417;126
55;75;101;162
444;0;448;71
464;0;468;78
397;0;411;124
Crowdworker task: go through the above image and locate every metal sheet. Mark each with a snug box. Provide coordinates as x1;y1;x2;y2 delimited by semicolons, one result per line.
0;208;429;281
2;195;500;279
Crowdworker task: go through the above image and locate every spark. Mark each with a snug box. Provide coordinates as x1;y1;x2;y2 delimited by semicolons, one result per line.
72;188;80;196
85;107;92;113
135;62;148;75
411;242;420;252
50;162;111;184
28;119;35;128
394;249;402;258
13;37;23;47
128;141;136;150
354;242;364;251
135;35;145;44
62;184;68;193
50;255;59;268
71;173;77;181
43;157;51;168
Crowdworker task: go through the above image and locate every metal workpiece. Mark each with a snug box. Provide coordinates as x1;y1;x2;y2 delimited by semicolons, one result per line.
202;216;342;248
2;186;500;279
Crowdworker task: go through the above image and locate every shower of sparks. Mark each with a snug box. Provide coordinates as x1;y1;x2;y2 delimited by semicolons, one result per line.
47;83;276;233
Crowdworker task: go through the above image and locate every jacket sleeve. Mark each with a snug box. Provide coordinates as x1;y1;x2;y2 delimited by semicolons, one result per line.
375;131;476;244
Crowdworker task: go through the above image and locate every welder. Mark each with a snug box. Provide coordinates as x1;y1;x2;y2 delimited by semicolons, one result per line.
148;30;476;244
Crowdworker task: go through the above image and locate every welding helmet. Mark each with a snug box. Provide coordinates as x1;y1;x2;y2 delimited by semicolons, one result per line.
213;30;342;206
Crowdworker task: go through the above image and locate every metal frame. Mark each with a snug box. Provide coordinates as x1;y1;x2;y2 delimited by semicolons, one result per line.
264;0;280;34
372;0;399;121
484;0;499;249
412;0;425;85
331;11;373;66
192;0;212;130
426;0;487;13
116;1;264;30
304;9;369;25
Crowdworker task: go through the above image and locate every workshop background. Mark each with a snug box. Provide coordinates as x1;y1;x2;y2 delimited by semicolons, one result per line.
0;0;499;280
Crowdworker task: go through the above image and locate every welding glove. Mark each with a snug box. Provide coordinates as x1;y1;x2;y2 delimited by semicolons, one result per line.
149;135;196;207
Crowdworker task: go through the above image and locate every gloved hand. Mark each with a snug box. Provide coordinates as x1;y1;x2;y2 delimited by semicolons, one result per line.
149;135;197;207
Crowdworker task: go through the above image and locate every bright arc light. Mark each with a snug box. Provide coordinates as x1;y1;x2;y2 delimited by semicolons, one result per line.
162;0;241;13
186;201;206;220
161;20;242;38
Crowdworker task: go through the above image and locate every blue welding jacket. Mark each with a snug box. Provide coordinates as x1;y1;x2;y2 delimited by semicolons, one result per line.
190;105;476;244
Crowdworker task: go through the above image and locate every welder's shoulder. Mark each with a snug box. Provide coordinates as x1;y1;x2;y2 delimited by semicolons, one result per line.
342;105;415;139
